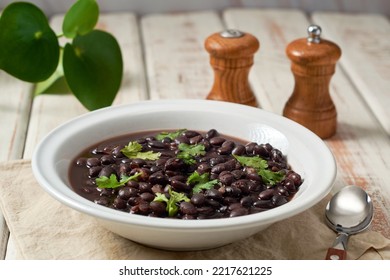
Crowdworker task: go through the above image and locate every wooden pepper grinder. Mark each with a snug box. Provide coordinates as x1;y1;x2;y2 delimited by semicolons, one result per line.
205;29;259;106
283;25;341;139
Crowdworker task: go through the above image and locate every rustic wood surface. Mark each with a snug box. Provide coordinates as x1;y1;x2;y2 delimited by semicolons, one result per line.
1;9;389;259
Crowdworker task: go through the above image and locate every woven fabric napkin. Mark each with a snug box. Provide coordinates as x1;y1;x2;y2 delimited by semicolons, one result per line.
0;160;389;260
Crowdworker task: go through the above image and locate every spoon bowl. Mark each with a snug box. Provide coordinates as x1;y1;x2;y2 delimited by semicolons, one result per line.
325;185;374;260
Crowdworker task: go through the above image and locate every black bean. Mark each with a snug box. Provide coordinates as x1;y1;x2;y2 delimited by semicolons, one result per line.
148;140;165;149
254;144;269;158
76;158;87;166
219;172;234;185
231;169;245;180
182;130;200;138
130;159;146;168
205;198;220;208
118;187;138;200
174;136;190;145
217;146;233;155
205;188;223;201
150;201;167;216
225;186;242;197
180;202;197;215
89;166;102;177
259;188;275;200
191;193;205;206
189;135;203;144
210;137;226;146
125;180;139;188
94;197;109;206
209;157;226;166
271;149;284;162
197;206;214;216
137;201;151;214
253;199;273;209
287;171;302;187
140;192;155;202
118;163;131;176
171;179;190;192
245;142;257;155
232;145;245;156
283;178;297;193
100;155;115;165
275;185;289;197
99;188;115;197
113;197;127;209
240;196;253;208
272;194;288;206
196;163;211;174
230;207;248;217
138;182;152;193
149;171;168;185
205;129;218;139
161;137;172;144
211;163;226;174
98;166;116;178
164;158;185;171
86;157;100;167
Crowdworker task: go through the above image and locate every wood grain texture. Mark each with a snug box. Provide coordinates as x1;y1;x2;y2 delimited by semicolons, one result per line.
141;11;223;100
223;8;390;238
312;13;390;136
22;13;148;158
223;9;310;112
205;31;259;106
0;74;33;259
283;36;341;139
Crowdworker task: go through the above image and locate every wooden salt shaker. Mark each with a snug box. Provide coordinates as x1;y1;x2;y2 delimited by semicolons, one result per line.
283;25;341;139
205;30;259;106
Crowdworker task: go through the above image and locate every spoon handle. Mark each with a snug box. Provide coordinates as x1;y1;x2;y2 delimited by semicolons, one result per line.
325;248;347;260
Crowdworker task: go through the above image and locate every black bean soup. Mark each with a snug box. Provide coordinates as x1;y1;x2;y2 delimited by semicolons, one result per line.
69;129;302;219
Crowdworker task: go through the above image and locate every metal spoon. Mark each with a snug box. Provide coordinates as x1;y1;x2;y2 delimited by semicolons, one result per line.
325;185;374;260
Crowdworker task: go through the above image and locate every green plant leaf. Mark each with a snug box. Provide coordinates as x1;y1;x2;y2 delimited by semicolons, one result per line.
34;49;71;95
0;2;59;82
62;0;99;39
63;30;123;110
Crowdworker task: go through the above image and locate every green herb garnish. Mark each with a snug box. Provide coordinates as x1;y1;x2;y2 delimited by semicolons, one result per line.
187;171;219;193
153;186;190;217
121;141;161;160
155;129;187;140
177;143;206;164
96;173;141;189
233;155;284;185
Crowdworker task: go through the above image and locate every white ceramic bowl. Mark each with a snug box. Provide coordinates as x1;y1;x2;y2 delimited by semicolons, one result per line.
32;99;336;251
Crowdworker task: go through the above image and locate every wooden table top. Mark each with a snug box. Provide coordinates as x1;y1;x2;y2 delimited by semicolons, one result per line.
1;9;389;259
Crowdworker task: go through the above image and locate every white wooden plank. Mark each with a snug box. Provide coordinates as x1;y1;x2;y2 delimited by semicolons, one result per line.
141;11;223;99
0;74;33;259
223;8;390;238
22;12;148;158
312;13;390;135
223;8;309;113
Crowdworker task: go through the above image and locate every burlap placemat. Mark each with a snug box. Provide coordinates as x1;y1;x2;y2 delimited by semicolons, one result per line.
0;160;389;259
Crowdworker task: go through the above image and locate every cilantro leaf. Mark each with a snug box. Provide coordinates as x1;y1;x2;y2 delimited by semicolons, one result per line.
187;171;219;193
259;169;285;185
233;155;268;170
155;129;187;140
121;141;161;160
96;173;141;189
153;186;190;217
233;155;284;185
177;143;205;165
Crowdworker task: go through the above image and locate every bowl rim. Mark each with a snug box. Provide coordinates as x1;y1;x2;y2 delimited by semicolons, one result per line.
32;99;336;231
